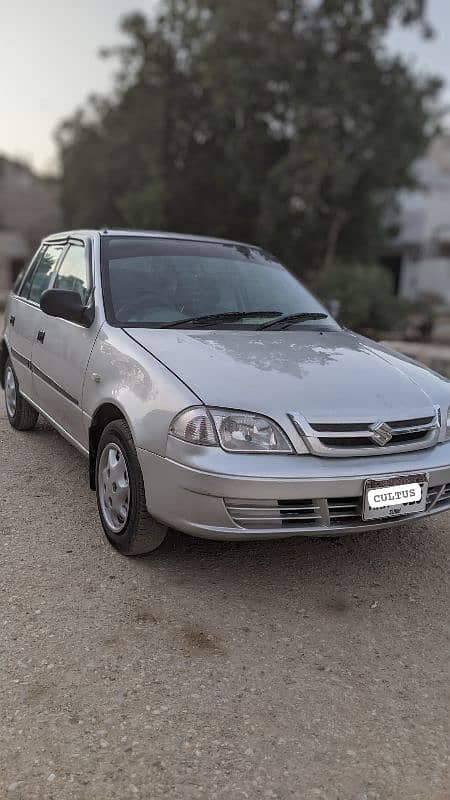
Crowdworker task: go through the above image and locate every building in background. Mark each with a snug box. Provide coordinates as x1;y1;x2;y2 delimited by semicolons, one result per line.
0;231;29;298
387;136;450;303
0;156;61;305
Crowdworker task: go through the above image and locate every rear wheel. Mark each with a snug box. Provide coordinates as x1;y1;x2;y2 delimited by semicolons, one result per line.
96;419;168;555
4;358;39;431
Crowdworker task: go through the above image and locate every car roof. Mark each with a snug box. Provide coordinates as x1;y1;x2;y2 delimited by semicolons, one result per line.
43;228;261;250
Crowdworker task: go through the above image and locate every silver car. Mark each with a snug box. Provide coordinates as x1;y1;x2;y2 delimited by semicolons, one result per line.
2;229;450;555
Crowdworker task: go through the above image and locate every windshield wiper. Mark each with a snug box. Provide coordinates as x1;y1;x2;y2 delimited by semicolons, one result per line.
162;311;282;329
257;312;329;330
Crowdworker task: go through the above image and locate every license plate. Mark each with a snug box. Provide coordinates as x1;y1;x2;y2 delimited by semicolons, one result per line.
363;473;428;521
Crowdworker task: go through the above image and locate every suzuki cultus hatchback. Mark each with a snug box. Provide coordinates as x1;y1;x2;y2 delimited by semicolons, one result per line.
2;230;450;555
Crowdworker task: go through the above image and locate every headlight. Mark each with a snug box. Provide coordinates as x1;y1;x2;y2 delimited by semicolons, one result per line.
169;407;293;453
446;407;450;439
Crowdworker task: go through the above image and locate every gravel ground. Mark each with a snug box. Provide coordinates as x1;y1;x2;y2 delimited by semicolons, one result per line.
0;392;449;800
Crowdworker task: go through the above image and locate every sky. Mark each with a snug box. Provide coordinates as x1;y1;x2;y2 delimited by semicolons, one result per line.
0;0;449;174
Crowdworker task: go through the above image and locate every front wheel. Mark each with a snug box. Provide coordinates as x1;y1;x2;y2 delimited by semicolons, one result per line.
4;358;39;431
96;419;168;555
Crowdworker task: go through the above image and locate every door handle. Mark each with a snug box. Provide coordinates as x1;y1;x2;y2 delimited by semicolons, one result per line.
37;329;46;344
10;315;15;326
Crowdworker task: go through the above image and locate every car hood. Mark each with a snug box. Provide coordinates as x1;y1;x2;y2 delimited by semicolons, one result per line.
125;327;449;423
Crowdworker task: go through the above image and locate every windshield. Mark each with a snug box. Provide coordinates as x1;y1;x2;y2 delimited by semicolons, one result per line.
101;236;338;329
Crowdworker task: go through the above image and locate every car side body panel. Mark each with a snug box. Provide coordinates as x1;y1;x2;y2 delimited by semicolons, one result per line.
32;313;103;447
31;235;102;445
8;297;43;400
82;325;201;456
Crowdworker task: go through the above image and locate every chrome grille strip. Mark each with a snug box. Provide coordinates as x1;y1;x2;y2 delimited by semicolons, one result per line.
232;515;320;523
225;498;321;529
228;505;320;513
328;502;360;509
306;421;436;439
289;410;441;458
387;421;435;434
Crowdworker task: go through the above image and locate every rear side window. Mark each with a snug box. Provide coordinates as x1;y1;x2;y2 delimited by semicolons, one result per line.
53;243;90;304
21;245;64;303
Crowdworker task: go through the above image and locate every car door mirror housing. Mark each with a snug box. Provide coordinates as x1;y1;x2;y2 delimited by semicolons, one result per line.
40;289;92;326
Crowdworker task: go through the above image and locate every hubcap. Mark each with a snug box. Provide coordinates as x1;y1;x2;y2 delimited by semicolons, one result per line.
98;443;130;533
5;366;17;418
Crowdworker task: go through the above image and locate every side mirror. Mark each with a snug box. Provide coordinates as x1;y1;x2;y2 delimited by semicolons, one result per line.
40;289;91;325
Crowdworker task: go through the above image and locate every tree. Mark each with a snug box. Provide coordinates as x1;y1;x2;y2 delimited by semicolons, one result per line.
56;0;442;276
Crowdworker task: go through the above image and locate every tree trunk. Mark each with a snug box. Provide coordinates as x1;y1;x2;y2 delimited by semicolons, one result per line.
323;209;348;271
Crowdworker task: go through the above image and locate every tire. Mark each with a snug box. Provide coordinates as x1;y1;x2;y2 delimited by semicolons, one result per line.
96;419;168;555
4;358;39;431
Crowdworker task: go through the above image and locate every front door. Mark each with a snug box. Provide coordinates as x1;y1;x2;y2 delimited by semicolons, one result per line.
9;244;65;401
31;240;99;447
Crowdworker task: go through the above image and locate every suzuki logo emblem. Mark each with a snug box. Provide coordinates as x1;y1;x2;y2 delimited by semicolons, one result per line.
370;421;393;447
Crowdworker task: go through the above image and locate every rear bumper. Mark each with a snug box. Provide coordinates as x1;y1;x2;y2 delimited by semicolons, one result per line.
137;440;450;540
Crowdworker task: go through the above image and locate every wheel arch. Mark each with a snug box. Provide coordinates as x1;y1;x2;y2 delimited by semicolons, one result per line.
88;402;130;490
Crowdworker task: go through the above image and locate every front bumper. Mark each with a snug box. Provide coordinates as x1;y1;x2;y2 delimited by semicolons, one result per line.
137;438;450;540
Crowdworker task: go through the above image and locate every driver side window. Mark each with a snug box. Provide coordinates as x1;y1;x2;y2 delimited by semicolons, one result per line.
53;243;90;305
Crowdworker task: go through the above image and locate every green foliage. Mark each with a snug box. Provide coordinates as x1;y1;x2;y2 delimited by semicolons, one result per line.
313;263;409;333
56;0;442;274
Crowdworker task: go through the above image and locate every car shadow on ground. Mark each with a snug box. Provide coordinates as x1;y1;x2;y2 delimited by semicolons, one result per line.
135;508;447;617
141;519;439;583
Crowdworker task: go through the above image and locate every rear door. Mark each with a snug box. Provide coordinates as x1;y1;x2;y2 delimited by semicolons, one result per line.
9;244;65;401
31;237;99;447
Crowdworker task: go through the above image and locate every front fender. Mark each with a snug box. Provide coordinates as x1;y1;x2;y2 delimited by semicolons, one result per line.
82;326;201;455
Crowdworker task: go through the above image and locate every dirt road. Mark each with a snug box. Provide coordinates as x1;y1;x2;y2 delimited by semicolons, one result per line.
0;393;448;799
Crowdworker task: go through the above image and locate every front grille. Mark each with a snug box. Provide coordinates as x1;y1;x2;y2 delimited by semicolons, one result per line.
310;417;436;450
225;483;450;532
225;499;321;529
322;431;429;449
289;412;440;457
327;497;361;526
433;483;450;508
311;417;433;433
